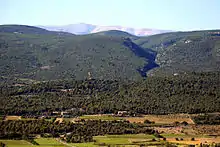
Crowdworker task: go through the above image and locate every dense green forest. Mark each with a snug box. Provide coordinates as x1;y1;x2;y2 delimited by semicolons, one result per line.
0;119;155;143
0;25;220;115
0;25;220;81
0;25;148;81
0;72;219;115
134;31;220;75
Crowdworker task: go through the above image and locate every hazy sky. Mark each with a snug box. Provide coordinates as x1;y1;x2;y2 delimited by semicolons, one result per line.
0;0;219;31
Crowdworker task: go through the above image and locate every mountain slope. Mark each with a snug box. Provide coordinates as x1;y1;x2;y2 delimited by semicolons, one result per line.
134;30;220;75
1;25;220;81
39;23;171;36
95;29;220;75
0;25;156;81
91;30;137;38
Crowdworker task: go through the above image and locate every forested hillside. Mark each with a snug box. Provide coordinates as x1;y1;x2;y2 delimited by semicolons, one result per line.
1;25;220;81
0;25;153;81
0;25;220;115
0;72;219;115
134;31;220;75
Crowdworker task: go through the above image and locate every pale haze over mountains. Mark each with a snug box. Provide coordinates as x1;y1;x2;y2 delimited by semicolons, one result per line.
38;23;171;36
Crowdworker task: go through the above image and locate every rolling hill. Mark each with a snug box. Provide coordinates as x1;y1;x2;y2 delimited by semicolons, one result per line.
0;25;74;36
0;25;220;81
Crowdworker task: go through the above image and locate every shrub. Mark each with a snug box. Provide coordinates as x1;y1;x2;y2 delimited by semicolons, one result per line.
144;119;154;124
174;121;180;125
181;121;189;126
152;138;156;142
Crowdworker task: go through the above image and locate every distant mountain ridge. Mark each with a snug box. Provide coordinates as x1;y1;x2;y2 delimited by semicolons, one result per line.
38;23;171;36
1;24;220;81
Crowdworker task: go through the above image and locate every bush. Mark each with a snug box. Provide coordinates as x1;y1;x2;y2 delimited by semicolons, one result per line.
181;121;188;126
191;137;195;141
152;138;156;142
153;133;163;138
144;119;154;124
29;139;39;145
174;121;180;126
188;145;195;147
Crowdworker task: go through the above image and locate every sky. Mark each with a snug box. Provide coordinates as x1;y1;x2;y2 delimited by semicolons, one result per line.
0;0;220;31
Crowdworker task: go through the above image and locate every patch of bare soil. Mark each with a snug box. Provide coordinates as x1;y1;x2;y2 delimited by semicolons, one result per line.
167;137;220;145
124;114;194;124
154;126;198;135
5;116;21;120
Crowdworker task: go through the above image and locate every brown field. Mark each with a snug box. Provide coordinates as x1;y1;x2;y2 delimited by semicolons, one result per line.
55;114;195;125
124;114;195;124
5;116;21;121
154;126;198;135
166;137;220;145
193;125;220;135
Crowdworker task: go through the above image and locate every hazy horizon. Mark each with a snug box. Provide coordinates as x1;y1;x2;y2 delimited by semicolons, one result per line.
0;0;220;31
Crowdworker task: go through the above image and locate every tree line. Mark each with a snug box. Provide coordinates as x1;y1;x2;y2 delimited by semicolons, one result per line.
0;119;155;143
0;72;220;116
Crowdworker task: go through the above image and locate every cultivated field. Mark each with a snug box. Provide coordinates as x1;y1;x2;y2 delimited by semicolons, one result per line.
56;113;195;125
2;114;220;147
5;116;21;121
70;134;220;147
162;133;220;146
79;114;124;121
70;134;159;147
1;134;220;147
124;114;194;124
0;140;32;147
34;138;64;146
0;138;67;147
193;125;220;135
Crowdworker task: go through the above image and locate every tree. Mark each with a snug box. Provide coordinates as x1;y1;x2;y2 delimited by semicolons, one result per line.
181;121;188;126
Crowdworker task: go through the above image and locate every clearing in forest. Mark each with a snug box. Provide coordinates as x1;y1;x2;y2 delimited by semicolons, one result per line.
124;114;195;124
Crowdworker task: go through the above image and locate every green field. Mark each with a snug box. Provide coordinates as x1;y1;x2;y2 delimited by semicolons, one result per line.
0;138;67;147
70;134;162;147
70;142;99;147
1;134;220;147
70;134;220;146
1;135;156;147
0;140;32;147
34;138;64;145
